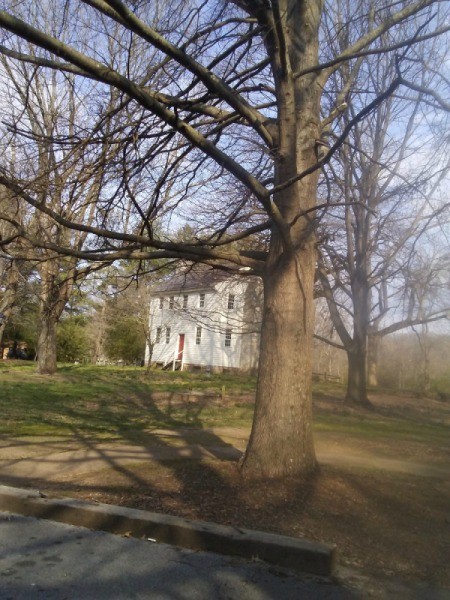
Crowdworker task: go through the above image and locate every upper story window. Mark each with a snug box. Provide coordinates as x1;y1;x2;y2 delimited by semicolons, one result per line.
155;327;162;343
227;294;235;310
199;293;205;308
159;297;164;309
166;327;171;344
183;294;188;309
195;327;202;345
169;296;174;309
225;328;232;347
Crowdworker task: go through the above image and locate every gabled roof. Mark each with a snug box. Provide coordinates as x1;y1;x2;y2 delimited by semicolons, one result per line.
150;267;232;295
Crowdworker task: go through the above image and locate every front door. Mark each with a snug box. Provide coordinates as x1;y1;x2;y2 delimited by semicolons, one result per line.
177;334;185;360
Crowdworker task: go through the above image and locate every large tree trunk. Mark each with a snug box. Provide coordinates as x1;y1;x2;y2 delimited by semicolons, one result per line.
36;260;74;374
346;346;369;405
346;253;372;405
241;0;322;478
36;315;58;374
367;333;379;387
242;243;317;478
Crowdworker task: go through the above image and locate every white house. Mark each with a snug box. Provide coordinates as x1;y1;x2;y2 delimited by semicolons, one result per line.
145;269;262;372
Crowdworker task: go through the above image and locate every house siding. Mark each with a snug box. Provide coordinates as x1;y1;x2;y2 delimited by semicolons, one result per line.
146;277;261;371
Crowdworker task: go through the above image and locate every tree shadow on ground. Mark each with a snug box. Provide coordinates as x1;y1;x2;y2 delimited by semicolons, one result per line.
0;391;246;520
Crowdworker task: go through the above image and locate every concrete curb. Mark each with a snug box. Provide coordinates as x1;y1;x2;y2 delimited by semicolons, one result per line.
0;484;335;576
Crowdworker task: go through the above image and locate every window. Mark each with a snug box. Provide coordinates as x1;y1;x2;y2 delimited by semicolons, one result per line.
183;294;188;309
195;327;202;345
227;294;235;310
199;293;205;308
169;296;174;309
159;297;164;309
166;327;171;344
225;328;232;347
156;327;162;343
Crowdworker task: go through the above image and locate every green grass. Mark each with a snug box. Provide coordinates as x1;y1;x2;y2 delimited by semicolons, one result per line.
315;414;449;444
0;361;448;446
0;362;255;438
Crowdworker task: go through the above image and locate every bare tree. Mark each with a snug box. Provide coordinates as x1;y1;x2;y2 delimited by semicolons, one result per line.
0;0;448;477
317;31;449;404
0;12;135;372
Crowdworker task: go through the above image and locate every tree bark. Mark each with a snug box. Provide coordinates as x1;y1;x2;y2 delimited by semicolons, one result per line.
240;0;324;478
240;0;323;478
36;314;58;374
367;333;379;387
346;346;370;406
345;228;372;405
36;259;74;374
242;243;317;478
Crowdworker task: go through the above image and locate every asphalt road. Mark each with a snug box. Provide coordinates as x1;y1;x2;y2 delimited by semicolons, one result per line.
0;512;354;599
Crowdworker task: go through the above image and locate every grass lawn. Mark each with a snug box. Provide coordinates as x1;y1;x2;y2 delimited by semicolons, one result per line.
0;361;448;447
0;362;256;437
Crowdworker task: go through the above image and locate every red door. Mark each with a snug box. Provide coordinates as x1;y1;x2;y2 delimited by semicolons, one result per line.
177;334;185;360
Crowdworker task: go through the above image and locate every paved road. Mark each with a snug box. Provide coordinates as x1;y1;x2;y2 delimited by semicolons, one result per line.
0;512;354;599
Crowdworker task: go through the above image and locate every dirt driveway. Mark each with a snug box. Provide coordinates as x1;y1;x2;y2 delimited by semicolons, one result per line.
0;425;449;481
